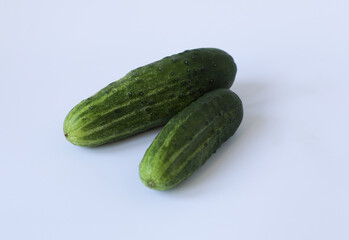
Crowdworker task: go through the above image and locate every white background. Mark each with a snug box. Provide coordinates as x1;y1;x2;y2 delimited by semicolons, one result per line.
1;0;348;239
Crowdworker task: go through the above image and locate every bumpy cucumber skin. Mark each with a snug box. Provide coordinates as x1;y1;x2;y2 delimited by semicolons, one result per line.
139;89;243;191
64;48;237;147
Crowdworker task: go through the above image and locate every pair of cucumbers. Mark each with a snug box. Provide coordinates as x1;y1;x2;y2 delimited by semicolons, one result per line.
64;48;243;190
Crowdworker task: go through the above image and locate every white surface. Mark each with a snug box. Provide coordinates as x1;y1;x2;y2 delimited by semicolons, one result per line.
1;0;348;239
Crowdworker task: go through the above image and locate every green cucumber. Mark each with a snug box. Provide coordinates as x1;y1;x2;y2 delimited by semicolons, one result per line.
139;89;243;191
64;48;237;147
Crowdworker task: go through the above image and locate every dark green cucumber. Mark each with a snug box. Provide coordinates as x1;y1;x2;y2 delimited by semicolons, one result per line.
64;48;237;147
139;89;243;191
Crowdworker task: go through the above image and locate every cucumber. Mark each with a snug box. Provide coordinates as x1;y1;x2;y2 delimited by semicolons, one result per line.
64;48;237;147
139;89;243;191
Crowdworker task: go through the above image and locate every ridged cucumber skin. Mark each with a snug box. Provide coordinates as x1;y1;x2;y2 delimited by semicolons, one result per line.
139;89;243;191
64;48;237;147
